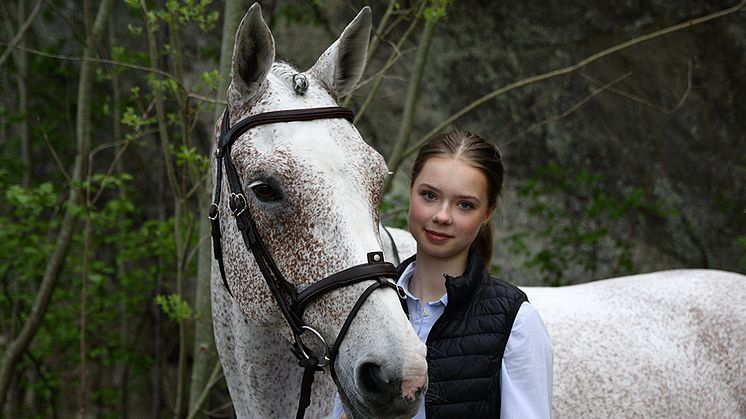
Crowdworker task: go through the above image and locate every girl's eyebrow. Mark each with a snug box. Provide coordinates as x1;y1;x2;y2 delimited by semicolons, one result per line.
417;182;482;204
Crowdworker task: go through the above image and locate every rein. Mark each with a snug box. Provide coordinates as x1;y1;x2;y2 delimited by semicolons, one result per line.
209;105;404;419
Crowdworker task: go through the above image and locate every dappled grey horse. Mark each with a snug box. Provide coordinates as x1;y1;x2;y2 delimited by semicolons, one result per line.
210;3;746;418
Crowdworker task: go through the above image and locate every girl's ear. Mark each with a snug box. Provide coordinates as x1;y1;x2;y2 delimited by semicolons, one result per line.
484;205;497;222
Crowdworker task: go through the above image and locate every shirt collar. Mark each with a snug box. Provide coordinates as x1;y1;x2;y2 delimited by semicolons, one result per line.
397;261;448;305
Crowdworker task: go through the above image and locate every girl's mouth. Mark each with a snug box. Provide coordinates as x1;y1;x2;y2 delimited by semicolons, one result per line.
425;229;451;243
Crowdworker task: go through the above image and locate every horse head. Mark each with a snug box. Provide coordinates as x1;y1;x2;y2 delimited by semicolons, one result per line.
211;4;427;418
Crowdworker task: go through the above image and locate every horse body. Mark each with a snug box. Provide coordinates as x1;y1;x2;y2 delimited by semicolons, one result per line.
212;5;426;418
525;269;746;417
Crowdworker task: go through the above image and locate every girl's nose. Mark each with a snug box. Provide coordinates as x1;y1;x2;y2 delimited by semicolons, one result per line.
432;204;452;225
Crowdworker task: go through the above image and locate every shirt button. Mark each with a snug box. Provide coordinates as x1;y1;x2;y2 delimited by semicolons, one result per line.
423;307;429;317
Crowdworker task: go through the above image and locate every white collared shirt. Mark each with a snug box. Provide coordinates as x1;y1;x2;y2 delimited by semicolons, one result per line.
333;262;553;418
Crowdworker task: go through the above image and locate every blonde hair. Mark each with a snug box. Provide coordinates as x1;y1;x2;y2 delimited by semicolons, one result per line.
410;131;503;268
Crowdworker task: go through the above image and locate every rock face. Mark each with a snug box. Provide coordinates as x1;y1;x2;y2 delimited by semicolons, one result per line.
276;1;746;284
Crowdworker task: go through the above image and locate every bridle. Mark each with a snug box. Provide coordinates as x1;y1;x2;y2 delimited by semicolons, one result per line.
209;105;404;419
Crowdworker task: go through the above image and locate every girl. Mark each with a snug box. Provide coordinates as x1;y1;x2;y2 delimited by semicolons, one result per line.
334;131;553;418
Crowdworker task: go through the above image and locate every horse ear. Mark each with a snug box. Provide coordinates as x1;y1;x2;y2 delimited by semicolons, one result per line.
309;7;371;98
230;3;275;103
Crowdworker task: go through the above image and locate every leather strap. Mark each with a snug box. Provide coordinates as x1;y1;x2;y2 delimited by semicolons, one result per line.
216;106;354;157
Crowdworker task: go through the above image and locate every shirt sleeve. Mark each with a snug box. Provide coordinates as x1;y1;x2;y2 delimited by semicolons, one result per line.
500;301;554;419
332;391;344;419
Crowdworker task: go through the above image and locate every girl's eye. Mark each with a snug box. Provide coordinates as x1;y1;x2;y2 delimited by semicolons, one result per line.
421;191;436;201
250;182;281;202
458;201;474;210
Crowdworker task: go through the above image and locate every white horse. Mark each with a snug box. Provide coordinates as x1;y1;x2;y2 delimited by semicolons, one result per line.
210;4;427;419
211;4;746;418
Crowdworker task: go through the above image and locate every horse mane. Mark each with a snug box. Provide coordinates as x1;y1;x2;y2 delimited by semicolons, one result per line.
268;61;301;95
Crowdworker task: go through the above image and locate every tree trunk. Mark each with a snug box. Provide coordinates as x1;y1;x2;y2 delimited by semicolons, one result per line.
16;0;30;187
385;13;437;189
188;1;247;417
0;0;115;408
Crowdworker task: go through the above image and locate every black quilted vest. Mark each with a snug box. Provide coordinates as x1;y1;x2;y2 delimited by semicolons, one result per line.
398;250;528;418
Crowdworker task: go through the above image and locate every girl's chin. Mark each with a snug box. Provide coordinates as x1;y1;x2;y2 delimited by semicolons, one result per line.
417;243;469;262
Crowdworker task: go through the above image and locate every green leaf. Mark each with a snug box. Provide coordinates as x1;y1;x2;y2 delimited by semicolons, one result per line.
155;293;194;322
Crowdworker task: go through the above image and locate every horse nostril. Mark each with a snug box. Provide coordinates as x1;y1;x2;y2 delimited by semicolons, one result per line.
357;362;398;401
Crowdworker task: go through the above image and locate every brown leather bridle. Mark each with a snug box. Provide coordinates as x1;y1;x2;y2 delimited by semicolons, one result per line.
209;105;405;419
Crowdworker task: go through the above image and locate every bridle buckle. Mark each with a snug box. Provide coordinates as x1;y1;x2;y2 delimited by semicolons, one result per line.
229;193;247;216
208;203;219;220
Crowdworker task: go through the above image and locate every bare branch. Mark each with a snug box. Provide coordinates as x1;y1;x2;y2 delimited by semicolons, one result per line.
502;72;632;147
0;44;221;105
397;0;746;168
344;0;427;114
579;60;693;114
0;0;43;67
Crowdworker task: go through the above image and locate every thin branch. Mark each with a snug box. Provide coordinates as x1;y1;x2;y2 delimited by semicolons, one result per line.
40;130;72;186
502;72;632;147
384;8;438;188
579;59;693;114
88;135;137;205
399;0;746;164
1;43;175;79
185;172;209;200
344;1;426;113
185;360;223;419
366;0;397;63
1;43;222;105
0;0;43;67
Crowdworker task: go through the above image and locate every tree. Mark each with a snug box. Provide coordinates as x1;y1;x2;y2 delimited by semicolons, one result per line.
0;0;115;408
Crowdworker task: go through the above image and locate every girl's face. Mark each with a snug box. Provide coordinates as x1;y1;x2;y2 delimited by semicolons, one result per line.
408;156;493;264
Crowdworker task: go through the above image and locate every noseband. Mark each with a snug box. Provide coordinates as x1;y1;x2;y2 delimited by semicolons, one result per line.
209;105;404;419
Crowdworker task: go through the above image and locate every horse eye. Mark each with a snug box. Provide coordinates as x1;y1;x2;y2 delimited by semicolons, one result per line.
249;182;281;202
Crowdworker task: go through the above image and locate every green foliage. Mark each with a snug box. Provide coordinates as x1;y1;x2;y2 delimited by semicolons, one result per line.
423;0;453;22
175;145;210;173
504;162;673;286
199;69;220;92
381;191;409;229
0;183;60;313
156;293;194;322
159;0;219;31
1;165;181;407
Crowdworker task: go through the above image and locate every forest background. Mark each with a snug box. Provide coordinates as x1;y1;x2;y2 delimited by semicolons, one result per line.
1;0;744;417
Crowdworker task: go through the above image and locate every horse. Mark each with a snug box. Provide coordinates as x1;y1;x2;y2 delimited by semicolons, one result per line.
210;4;427;418
210;4;746;418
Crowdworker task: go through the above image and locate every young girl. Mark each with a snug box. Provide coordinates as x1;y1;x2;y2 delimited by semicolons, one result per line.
334;131;553;418
399;130;553;418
